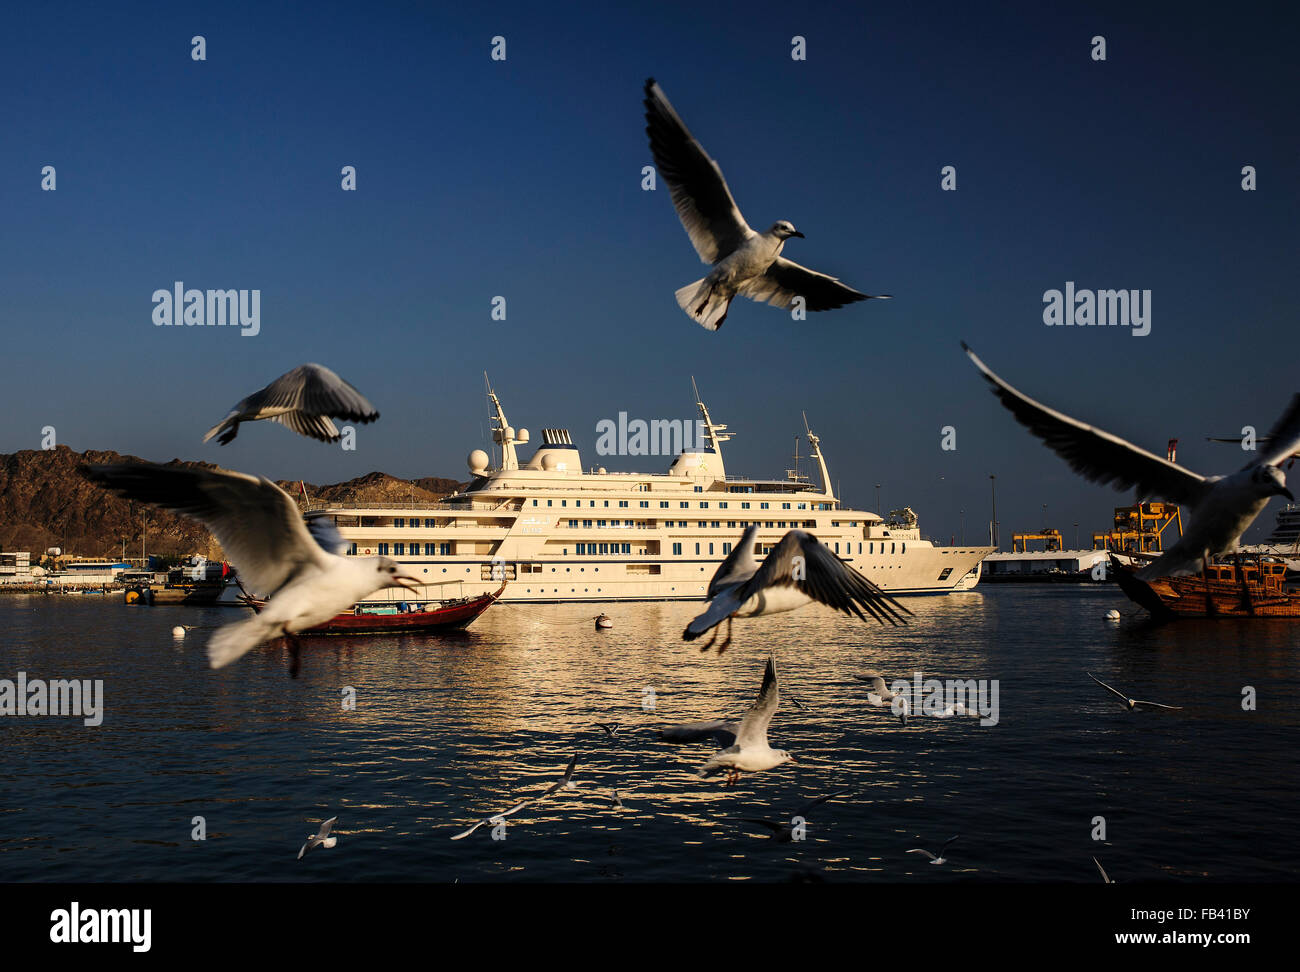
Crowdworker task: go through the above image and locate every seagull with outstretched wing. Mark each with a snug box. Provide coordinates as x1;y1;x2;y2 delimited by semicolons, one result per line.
697;655;794;786
204;363;379;445
450;755;579;840
298;816;339;859
738;790;852;843
80;462;419;672
908;834;959;865
964;343;1298;577
644;78;890;330
1087;672;1183;712
683;525;911;652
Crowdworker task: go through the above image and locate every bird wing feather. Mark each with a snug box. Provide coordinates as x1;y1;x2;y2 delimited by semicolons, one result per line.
643;79;752;263
964;343;1212;506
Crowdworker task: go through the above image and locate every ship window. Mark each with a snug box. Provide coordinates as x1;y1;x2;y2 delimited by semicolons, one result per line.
622;544;630;554
425;519;435;528
712;521;720;528
619;501;628;508
640;501;648;508
660;501;669;508
858;543;862;554
891;543;896;554
708;543;714;555
568;519;578;528
394;543;405;556
719;502;728;509
700;502;709;509
741;502;750;509
694;543;700;554
680;502;689;508
532;500;538;506
672;543;682;555
348;543;357;556
938;568;953;580
782;503;791;510
598;519;607;527
547;500;552;507
439;543;450;555
722;542;732;555
378;544;389;555
426;544;435;555
394;518;405;528
562;500;567;506
870;543;874;554
902;543;906;553
760;503;769;509
603;501;609;507
834;543;839;554
583;519;592;528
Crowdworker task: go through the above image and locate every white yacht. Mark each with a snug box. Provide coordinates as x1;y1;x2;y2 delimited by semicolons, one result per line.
305;382;992;603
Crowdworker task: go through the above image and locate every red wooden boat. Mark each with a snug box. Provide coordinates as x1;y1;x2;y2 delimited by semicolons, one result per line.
240;583;505;635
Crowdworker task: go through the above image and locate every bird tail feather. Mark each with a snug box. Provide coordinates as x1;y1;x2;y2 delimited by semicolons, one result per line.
675;279;731;331
207;616;278;669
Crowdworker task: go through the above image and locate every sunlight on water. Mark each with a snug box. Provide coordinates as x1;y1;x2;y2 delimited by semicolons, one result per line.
1;587;1297;882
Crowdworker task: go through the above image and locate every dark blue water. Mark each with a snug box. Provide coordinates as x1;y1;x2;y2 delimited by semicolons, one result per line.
1;587;1296;882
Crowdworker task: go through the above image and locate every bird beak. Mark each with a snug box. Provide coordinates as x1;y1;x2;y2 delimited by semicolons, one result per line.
787;755;798;763
790;231;805;239
1281;487;1295;501
393;574;421;590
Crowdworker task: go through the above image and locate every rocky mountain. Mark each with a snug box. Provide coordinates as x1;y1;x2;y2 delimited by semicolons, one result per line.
0;445;463;560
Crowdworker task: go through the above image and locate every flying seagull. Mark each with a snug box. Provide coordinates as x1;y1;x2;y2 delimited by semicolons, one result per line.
659;719;740;747
854;673;911;725
80;462;419;672
908;835;959;865
964;343;1299;578
297;816;338;860
683;525;911;652
697;654;794;786
1087;672;1183;712
738;790;851;843
450;755;579;840
644;78;890;330
203;363;379;445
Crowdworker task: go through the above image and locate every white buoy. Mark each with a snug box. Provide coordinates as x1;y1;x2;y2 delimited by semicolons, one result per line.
172;625;186;638
1104;610;1121;621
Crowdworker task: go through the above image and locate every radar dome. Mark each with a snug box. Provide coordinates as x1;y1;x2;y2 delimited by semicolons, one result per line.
517;428;530;443
542;453;560;470
467;449;490;474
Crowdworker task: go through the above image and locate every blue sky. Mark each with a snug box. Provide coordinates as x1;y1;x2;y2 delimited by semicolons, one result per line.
2;1;1297;545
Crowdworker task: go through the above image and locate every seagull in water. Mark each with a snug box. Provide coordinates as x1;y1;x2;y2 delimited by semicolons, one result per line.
450;755;579;840
908;835;959;865
203;363;379;445
80;462;420;673
298;816;338;859
1093;857;1114;884
1087;672;1183;712
854;673;910;725
738;790;851;843
644;79;890;331
964;343;1299;578
684;525;911;652
698;654;794;786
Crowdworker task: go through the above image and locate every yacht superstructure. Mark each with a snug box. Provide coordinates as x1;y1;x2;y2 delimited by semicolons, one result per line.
305;382;992;603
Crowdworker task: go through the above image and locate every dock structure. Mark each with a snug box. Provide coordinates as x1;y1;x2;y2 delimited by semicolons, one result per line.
1092;502;1182;554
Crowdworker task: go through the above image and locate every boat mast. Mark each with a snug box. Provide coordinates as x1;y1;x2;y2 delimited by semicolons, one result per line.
484;372;519;471
803;411;836;505
691;376;733;456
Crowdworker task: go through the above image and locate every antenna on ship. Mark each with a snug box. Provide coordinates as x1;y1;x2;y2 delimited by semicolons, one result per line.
802;411;836;504
690;376;733;454
786;434;808;484
483;371;520;471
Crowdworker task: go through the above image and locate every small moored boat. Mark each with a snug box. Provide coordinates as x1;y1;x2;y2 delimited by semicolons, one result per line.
239;583;504;635
594;613;613;630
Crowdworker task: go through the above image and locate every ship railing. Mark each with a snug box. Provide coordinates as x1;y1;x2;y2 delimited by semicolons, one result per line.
303;501;467;512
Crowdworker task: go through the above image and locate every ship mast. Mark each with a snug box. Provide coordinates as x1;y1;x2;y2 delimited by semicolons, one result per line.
803;411;836;505
691;376;733;456
484;372;519;471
